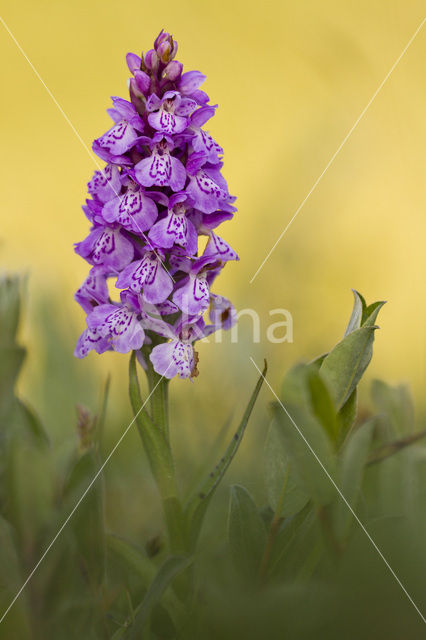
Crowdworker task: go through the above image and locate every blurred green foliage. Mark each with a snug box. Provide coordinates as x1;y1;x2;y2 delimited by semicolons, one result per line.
0;280;425;639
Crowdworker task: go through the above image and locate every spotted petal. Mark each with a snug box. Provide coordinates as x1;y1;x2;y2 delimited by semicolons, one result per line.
150;340;195;379
203;233;239;262
75;266;110;313
192;129;223;163
186;169;233;214
88;164;121;203
75;227;133;270
135;153;186;191
148;212;198;254
74;327;110;358
102;188;158;233
173;273;210;316
95;121;138;155
116;255;173;304
148;110;188;135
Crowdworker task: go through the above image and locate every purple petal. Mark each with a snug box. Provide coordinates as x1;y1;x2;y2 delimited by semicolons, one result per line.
148;110;188;135
76;227;133;270
75;266;110;313
88;164;121;203
126;52;141;73
203;233;239;262
173;274;210;316
150;340;195;379
178;70;206;94
192;130;223;163
102;188;158;233
74;327;110;358
190;106;216;128
186;169;232;214
95;121;138;155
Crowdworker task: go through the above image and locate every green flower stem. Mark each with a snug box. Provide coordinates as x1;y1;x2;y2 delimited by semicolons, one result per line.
129;352;185;553
144;353;170;440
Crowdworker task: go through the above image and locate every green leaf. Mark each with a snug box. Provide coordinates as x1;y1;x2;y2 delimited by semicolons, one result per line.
344;290;365;336
274;365;336;505
307;370;339;442
335;419;375;539
184;361;267;550
308;353;328;370
0;346;26;419
0;274;22;343
362;300;386;327
0;516;32;639
264;419;309;518
95;374;111;439
337;388;357;439
63;448;106;586
127;555;192;639
228;485;267;580
14;399;49;446
107;534;156;588
320;325;379;410
371;379;414;436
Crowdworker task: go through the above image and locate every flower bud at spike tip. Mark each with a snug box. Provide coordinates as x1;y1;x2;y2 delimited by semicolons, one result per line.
74;31;238;380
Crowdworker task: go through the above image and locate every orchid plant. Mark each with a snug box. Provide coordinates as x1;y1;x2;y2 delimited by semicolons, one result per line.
73;30;262;557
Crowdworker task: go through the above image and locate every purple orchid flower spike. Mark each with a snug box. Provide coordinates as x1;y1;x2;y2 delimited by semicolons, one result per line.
135;134;186;190
74;31;239;380
148;192;197;254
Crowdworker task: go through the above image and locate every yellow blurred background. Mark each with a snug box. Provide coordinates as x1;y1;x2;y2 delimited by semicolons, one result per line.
1;0;425;421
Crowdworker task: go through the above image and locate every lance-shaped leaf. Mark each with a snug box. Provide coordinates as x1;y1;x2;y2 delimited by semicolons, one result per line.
0;516;32;639
264;418;309;518
371;379;414;436
337;388;357;439
127;554;192;639
335;418;375;539
63;448;106;586
307;369;339;443
320;294;385;410
320;324;380;410
184;361;267;550
344;290;365;336
0;275;22;343
228;485;267;580
272;399;336;506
